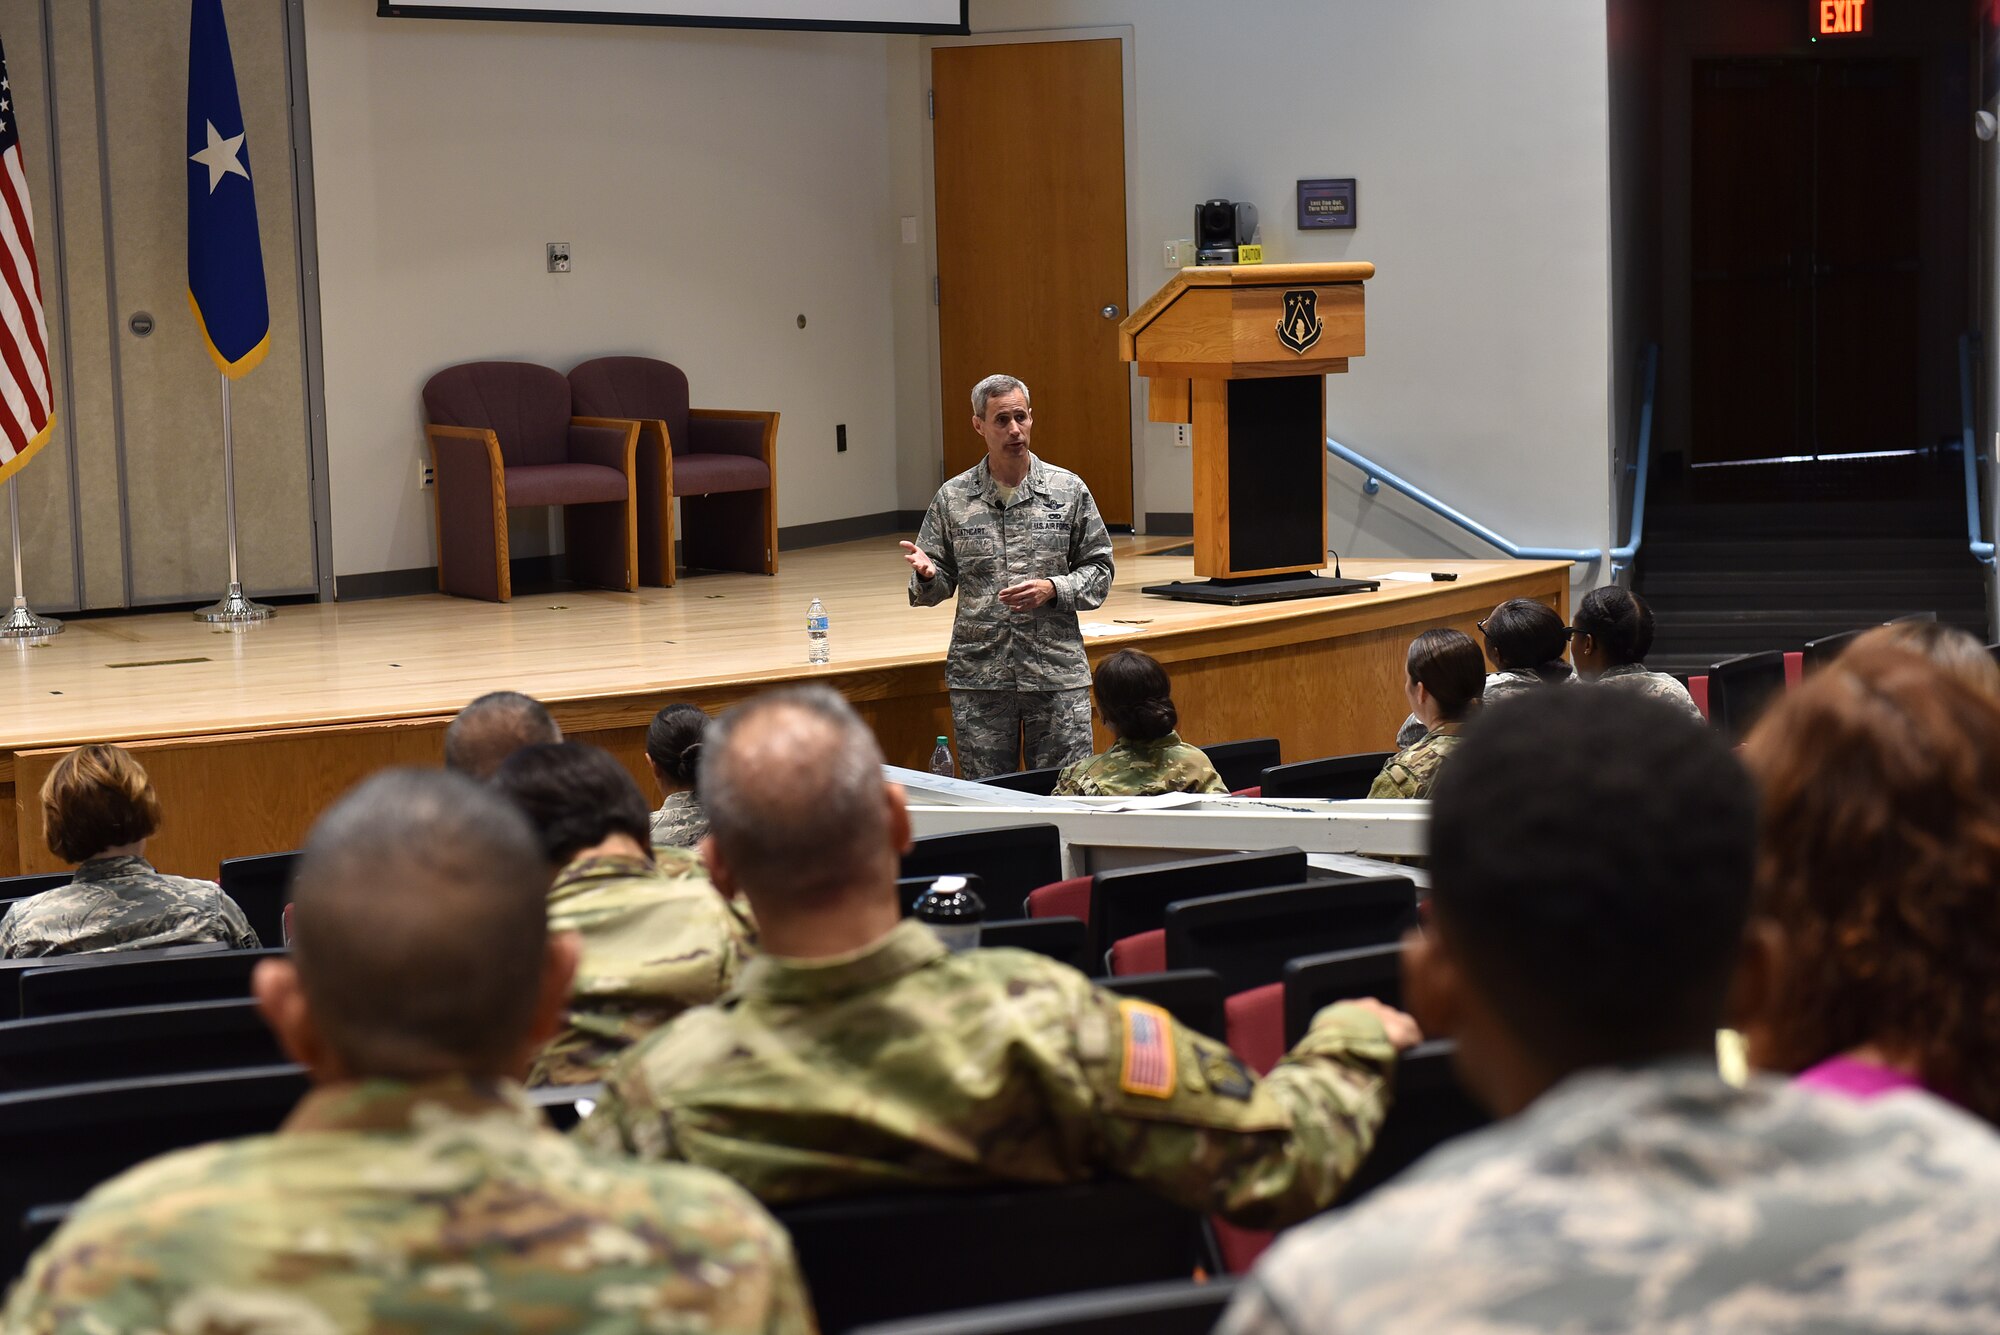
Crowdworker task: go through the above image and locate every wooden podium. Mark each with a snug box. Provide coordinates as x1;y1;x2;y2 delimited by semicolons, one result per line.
1119;262;1375;603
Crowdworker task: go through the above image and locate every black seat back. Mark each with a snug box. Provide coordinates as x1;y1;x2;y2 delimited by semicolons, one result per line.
979;767;1062;797
848;1278;1238;1335
0;1065;307;1280
1802;628;1864;676
1258;752;1394;801
978;918;1090;973
1089;848;1307;960
1283;944;1404;1046
1163;878;1419;996
1194;738;1281;793
775;1180;1211;1333
0;999;283;1093
1333;1039;1489;1206
217;852;299;947
1101;970;1226;1043
901;825;1063;908
17;948;285;1018
1706;649;1788;738
0;872;70;899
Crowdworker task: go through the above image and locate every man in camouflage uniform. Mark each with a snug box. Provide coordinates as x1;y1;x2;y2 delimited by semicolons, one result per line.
1367;723;1463;800
491;743;753;1087
1051;732;1228;797
1222;689;2000;1335
1;769;810;1335
901;375;1114;778
576;687;1421;1229
0;855;258;958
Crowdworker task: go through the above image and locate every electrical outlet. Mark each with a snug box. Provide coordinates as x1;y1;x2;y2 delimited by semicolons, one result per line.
1174;424;1190;447
836;423;848;453
417;459;434;490
546;242;572;274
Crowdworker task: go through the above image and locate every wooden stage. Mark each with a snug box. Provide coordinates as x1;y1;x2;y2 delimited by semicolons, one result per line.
0;536;1568;879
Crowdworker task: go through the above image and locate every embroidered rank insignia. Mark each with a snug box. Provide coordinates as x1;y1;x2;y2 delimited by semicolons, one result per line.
1277;288;1324;355
1118;999;1178;1099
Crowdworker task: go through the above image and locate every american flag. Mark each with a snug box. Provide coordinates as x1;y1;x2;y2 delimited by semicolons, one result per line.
1119;1001;1177;1098
0;33;52;489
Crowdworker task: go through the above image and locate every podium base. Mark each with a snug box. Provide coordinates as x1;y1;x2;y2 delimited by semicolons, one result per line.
1141;572;1381;606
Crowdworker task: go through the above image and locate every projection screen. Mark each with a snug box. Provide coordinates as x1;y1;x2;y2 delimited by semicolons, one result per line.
378;0;968;33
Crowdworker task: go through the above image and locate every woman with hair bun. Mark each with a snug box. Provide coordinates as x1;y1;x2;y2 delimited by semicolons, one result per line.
1370;629;1484;799
1052;649;1227;797
1569;586;1702;722
644;702;711;852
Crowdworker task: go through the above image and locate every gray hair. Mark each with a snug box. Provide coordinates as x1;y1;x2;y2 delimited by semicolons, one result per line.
443;690;561;780
700;686;889;905
971;374;1031;418
290;769;551;1079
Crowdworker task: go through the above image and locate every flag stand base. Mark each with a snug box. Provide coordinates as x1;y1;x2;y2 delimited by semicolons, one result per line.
194;582;274;624
0;594;61;639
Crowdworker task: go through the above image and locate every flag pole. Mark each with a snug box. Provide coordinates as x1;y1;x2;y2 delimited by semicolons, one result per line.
0;476;60;639
194;369;271;623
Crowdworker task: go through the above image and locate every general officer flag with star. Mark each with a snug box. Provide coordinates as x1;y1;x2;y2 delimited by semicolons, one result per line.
186;0;268;380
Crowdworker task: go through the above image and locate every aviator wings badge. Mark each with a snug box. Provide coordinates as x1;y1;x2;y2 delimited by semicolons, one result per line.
1277;289;1324;355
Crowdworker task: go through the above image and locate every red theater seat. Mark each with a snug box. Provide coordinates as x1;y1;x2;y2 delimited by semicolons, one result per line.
1108;930;1166;977
1026;876;1091;923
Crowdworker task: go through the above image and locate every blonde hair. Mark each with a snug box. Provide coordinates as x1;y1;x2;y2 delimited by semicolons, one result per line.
41;744;162;864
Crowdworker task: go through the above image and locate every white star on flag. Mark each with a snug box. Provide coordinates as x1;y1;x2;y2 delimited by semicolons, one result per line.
189;118;249;194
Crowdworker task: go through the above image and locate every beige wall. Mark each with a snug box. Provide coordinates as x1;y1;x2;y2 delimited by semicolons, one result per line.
893;0;1617;570
301;1;902;578
307;1;1616;580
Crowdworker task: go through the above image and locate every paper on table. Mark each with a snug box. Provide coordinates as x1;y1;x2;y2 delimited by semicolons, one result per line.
1379;571;1434;583
1080;622;1129;637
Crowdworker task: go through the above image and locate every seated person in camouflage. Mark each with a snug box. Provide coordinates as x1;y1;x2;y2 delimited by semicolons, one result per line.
1370;629;1482;800
1569;586;1702;722
1222;689;2000;1335
493;742;753;1086
577;686;1422;1230
441;689;561;781
2;769;812;1335
1396;599;1573;746
0;744;257;958
1052;648;1227;797
645;702;711;851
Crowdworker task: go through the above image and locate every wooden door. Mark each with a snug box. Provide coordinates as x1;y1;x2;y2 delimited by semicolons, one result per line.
932;39;1132;525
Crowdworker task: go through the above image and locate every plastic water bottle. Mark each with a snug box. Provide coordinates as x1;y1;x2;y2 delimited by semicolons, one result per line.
913;874;986;953
928;736;954;777
806;597;830;665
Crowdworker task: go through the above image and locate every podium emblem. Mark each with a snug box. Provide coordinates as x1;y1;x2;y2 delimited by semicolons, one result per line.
1277;289;1324;355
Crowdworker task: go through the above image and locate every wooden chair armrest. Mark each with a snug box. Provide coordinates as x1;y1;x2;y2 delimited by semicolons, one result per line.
567;417;640;473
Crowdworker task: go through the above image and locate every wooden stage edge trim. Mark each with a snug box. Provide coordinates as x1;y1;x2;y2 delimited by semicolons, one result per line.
1;541;1569;879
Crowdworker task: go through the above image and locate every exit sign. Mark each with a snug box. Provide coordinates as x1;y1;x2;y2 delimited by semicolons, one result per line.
1816;0;1872;37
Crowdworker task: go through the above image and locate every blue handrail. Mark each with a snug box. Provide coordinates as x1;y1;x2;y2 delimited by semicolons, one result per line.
1958;331;1993;567
1325;436;1602;564
1609;343;1658;578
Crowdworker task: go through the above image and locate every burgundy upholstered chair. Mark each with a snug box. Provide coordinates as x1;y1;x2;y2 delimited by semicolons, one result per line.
566;356;779;584
422;361;643;602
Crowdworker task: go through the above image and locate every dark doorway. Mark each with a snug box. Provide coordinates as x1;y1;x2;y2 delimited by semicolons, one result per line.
1690;57;1921;469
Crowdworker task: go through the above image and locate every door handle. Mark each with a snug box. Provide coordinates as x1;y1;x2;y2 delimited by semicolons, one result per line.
1100;304;1121;319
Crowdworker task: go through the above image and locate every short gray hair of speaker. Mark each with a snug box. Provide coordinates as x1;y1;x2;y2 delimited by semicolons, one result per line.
971;374;1031;418
700;686;890;905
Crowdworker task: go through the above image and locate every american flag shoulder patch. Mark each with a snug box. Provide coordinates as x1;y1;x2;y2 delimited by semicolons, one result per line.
1117;999;1177;1099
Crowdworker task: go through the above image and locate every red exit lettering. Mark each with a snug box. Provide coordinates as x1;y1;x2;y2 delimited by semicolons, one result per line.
1818;0;1871;36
